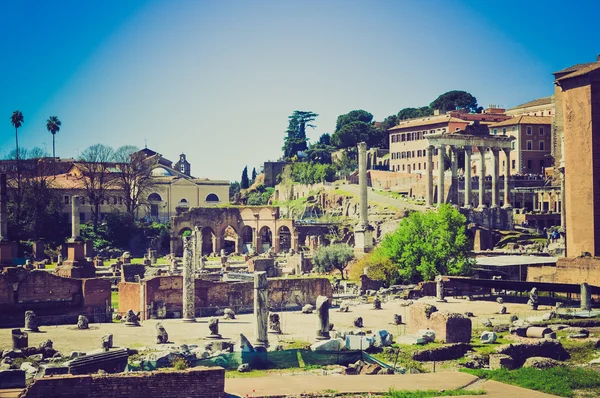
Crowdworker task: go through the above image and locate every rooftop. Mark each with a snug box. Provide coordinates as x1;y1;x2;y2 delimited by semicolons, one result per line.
509;96;553;110
555;61;600;82
488;115;552;128
475;255;557;267
389;115;468;131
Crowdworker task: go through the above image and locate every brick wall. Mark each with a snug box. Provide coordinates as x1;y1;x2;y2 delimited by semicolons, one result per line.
0;274;14;307
120;276;333;318
82;278;111;313
17;270;82;304
20;367;225;398
408;303;471;343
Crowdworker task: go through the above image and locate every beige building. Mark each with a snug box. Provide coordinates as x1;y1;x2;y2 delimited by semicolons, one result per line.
506;96;555;117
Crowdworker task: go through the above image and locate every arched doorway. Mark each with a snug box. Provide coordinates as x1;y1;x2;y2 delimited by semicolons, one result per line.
201;227;216;255
241;226;253;253
148;193;162;220
222;225;238;254
258;226;272;253
278;226;291;252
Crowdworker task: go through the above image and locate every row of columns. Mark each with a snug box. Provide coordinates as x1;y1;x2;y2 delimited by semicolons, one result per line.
426;145;511;209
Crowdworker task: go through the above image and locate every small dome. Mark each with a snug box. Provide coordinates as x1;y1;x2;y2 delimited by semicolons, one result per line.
151;167;172;177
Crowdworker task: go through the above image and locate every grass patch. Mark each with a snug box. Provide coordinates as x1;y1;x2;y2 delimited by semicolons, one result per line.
462;366;600;397
111;291;118;309
560;339;599;364
385;389;485;397
469;334;510;358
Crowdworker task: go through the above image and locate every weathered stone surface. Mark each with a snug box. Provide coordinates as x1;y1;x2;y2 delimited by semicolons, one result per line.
523;357;561;369
481;318;493;327
412;343;471;361
101;334;113;350
182;236;196;322
408;303;471;343
268;313;281;334
498;306;507;314
315;296;330;340
416;329;436;343
496;297;504;304
310;338;343;352
353;317;363;328
464;312;474;317
489;354;514;370
24;311;38;332
223;308;236;320
77;315;89;330
372;297;382;310
253;272;268;349
0;369;26;388
301;304;314;314
345;335;374;350
526;327;552;338
373;330;393;347
339;302;350;312
239;334;254;353
155;323;168;344
124;310;140;327
11;329;28;350
495;340;569;366
393;314;402;324
480;331;497;344
509;315;518;322
237;363;251;372
207;317;221;338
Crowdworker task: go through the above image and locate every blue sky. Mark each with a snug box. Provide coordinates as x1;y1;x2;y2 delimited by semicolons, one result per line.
1;0;598;181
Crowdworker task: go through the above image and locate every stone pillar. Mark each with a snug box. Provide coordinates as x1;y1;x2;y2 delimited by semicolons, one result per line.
450;146;459;205
358;142;368;227
254;271;269;349
532;192;538;212
477;147;486;208
463;146;472;208
71;196;80;240
193;227;201;265
437;144;445;206
315;295;331;340
354;142;372;252
581;283;591;311
182;236;196;322
0;174;7;241
490;148;500;208
502;148;511;208
426;145;434;207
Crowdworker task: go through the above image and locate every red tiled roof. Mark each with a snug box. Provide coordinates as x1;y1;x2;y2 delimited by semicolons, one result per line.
388;115;468;131
488;116;552;128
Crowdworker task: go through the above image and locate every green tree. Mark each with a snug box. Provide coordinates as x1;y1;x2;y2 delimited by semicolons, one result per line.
334;150;357;178
313;243;355;279
10;110;23;166
282;111;318;159
335;110;373;131
251;167;257;183
229;181;241;202
46;116;61;161
397;107;433;120
306;134;335;164
374;204;473;283
240;166;250;189
112;145;157;217
331;110;380;149
430;90;478;113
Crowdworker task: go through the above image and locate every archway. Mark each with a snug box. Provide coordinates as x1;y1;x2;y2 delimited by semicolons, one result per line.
178;227;192;237
278;226;291;252
259;226;272;253
148;193;162;219
222;225;238;254
201;227;216;255
241;226;253;254
206;193;220;203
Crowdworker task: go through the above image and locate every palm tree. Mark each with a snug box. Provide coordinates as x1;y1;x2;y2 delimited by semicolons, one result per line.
46;116;61;159
10;110;24;163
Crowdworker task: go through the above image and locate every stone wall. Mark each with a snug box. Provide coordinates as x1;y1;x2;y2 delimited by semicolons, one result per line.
19;367;225;398
119;276;332;318
359;274;384;294
17;271;81;303
408;303;472;343
526;257;600;286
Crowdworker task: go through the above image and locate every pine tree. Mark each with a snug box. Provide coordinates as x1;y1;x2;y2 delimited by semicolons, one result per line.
251;167;257;183
241;166;250;189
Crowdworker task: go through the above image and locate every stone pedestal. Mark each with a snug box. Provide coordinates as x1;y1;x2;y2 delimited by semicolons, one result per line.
56;241;95;278
253;271;269;349
354;227;373;253
581;283;592;311
0;241;16;267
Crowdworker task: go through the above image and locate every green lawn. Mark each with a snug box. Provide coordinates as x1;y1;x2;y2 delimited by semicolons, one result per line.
111;291;118;309
462;366;600;397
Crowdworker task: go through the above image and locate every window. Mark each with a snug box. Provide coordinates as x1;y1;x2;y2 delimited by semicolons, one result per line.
493;129;497;135
180;164;185;173
402;165;405;171
540;160;544;169
512;160;516;169
527;160;532;169
430;130;435;134
206;193;220;202
539;141;545;150
391;153;395;160
412;151;415;158
150;204;159;218
527;140;533;150
539;127;544;136
64;195;70;205
79;213;85;223
148;193;162;202
502;128;506;135
527;126;532;135
455;127;460;131
511;142;515;150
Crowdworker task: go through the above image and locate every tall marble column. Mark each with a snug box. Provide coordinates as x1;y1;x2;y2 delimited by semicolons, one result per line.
193;227;202;267
354;142;372;251
502;148;511;208
463;146;472;208
0;174;7;241
182;236;196;322
450;146;459;205
71;196;80;240
490;148;500;208
477;146;486;208
426;145;434;207
254;271;269;349
437;144;445;206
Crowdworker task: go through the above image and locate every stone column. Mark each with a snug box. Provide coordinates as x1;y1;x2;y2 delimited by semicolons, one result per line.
490;148;500;208
71;196;80;240
182;236;196;322
450;146;459;205
477;147;486;208
532;192;538;212
358;142;368;227
502;148;511;208
581;283;591;311
0;174;7;240
193;227;201;270
463;146;472;208
426;145;434;207
254;271;269;349
437;144;445;206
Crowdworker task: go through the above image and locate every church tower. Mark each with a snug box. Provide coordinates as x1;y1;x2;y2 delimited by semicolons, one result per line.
174;153;191;176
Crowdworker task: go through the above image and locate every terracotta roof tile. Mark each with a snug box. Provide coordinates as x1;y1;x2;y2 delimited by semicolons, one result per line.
554;62;597;75
388;115;468;131
509;96;553;110
488;115;552;128
555;62;600;82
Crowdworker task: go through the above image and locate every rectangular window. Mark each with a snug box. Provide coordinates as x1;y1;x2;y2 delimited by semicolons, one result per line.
402;165;405;171
527;160;532;169
512;160;516;169
502;128;506;135
539;127;544;136
64;195;70;205
527;126;532;135
493;129;497;135
79;212;85;223
511;142;515;150
392;153;395;160
527;140;532;150
539;141;545;150
412;151;415;158
540;159;544;169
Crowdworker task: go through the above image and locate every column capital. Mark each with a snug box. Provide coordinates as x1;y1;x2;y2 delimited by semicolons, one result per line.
463;145;472;154
502;147;511;155
490;147;501;155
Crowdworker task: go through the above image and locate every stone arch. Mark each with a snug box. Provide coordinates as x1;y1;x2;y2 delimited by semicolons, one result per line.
178;227;192;236
258;226;272;253
278;225;291;252
240;208;255;221
241;225;253;253
201;227;216;255
259;207;273;220
221;225;239;254
206;193;220;203
148;193;162;201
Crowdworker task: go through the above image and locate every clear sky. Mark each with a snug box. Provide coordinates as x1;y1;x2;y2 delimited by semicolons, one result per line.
1;0;598;181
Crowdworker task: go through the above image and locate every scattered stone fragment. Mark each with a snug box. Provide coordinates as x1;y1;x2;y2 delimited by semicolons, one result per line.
496;297;504;304
481;318;493;328
372;297;382;310
415;329;436;343
464;312;474;317
24;311;39;332
223;308;236;320
353;317;363;328
498;306;507;315
489;354;514;370
268;313;282;334
393;314;402;325
302;304;314;314
155;323;169;344
480;331;497;344
237;363;251;372
338;302;350;312
101;334;113;351
77;315;89;330
509;315;518;322
523;357;560;369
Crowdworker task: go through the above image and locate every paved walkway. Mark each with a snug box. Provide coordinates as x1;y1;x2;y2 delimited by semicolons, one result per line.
326;184;424;212
225;373;558;397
